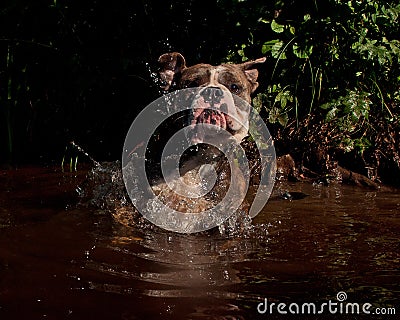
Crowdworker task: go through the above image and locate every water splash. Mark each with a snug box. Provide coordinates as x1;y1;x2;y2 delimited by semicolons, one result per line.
77;160;267;237
78;161;128;210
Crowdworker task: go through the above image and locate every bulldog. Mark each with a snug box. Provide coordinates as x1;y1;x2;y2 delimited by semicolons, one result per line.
158;52;266;144
143;52;267;219
87;53;269;233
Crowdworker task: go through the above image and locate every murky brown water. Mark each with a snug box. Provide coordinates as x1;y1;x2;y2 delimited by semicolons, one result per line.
0;167;399;319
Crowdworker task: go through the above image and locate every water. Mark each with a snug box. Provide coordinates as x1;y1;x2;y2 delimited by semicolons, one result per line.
0;166;399;319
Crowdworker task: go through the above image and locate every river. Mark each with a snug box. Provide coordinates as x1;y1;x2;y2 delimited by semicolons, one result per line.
0;166;398;319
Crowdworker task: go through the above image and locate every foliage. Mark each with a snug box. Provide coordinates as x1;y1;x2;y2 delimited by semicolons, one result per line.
223;0;400;181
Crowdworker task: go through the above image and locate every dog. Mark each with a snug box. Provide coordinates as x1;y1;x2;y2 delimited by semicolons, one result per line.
81;53;267;232
140;53;267;221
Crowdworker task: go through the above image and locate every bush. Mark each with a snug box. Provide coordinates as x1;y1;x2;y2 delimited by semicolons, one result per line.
223;0;400;183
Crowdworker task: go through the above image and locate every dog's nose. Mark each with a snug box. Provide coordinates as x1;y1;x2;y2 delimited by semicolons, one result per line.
201;87;223;105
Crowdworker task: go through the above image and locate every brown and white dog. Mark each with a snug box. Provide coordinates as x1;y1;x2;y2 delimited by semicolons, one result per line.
148;53;267;215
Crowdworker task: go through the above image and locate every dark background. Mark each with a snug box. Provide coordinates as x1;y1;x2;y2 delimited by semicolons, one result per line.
0;0;277;165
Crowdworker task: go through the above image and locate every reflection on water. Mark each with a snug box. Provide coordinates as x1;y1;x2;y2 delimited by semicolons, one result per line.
0;167;399;319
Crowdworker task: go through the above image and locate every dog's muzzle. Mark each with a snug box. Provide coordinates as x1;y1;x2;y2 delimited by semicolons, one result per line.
188;86;237;144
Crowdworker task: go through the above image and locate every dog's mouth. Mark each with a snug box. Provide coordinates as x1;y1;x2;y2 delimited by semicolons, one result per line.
189;96;231;144
193;107;227;128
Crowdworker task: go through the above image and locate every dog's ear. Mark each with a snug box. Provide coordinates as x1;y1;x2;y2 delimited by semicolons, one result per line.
240;57;266;93
158;52;187;91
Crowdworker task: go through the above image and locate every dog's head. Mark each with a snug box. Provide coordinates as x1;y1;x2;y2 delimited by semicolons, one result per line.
158;52;265;143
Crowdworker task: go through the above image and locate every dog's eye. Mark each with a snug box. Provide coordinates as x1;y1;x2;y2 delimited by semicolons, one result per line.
230;84;241;94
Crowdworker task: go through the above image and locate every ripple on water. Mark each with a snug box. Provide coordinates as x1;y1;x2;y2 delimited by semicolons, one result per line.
1;166;399;319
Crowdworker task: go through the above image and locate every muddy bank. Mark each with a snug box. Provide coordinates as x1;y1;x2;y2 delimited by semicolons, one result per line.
242;136;399;192
260;114;400;189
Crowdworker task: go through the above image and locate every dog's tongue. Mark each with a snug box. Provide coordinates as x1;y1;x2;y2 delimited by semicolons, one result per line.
193;103;227;126
190;108;227;144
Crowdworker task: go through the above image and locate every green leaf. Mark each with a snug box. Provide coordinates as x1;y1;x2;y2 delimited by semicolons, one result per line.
262;40;280;54
371;13;376;24
237;44;248;61
354;137;372;155
271;41;286;59
326;107;338;122
275;90;293;108
281;96;287;108
293;44;313;58
340;137;354;153
271;19;285;33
